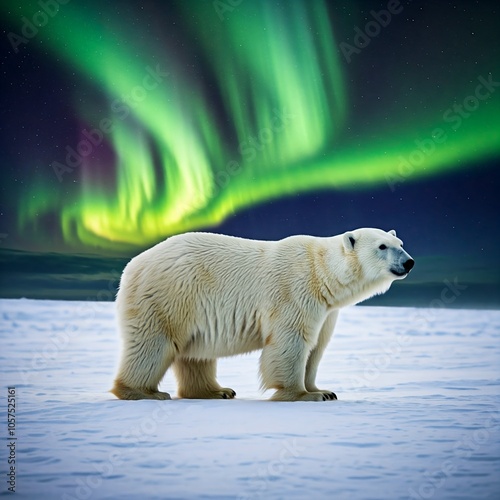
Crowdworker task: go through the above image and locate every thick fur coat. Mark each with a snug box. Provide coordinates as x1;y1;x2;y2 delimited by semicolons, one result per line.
111;229;413;401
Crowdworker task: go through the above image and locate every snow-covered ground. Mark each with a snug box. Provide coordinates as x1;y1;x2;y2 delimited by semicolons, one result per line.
0;299;499;500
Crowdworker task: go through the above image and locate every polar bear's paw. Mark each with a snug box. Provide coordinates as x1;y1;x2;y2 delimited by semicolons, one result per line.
151;391;172;400
271;389;337;402
305;385;337;400
178;387;236;399
111;380;172;400
316;390;337;400
216;388;237;399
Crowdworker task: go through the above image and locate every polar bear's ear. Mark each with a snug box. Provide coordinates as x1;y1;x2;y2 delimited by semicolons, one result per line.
388;229;397;237
343;232;355;251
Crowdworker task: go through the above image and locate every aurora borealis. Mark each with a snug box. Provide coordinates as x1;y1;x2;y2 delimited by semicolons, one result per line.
4;0;349;251
1;0;499;305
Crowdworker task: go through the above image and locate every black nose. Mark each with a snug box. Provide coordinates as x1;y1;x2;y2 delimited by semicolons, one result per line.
403;259;415;272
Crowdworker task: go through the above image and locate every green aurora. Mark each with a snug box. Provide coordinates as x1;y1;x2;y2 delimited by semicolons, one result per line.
2;0;500;253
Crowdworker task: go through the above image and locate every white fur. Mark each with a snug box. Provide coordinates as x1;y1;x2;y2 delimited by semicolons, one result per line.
111;228;412;402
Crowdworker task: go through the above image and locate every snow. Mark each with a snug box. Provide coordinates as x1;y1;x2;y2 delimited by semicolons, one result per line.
1;299;499;499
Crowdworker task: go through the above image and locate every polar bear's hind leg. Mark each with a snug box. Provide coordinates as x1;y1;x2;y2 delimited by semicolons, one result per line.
174;358;236;399
111;326;176;400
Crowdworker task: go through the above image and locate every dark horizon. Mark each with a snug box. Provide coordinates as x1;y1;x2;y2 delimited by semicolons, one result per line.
0;245;496;309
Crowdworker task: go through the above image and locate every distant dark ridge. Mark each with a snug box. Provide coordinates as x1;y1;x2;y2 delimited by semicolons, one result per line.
363;284;499;310
1;249;498;309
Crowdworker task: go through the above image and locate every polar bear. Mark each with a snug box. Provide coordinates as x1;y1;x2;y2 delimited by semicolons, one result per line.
111;228;413;402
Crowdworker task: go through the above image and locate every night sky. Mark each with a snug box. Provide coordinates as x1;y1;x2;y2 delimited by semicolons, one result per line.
0;0;499;306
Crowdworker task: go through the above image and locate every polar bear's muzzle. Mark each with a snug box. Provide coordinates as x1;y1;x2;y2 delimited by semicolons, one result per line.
390;249;414;278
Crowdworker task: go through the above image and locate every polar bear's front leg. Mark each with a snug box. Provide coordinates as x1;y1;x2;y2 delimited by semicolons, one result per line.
260;332;331;402
304;310;339;401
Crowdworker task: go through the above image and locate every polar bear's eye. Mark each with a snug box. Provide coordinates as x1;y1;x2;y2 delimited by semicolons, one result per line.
379;244;387;250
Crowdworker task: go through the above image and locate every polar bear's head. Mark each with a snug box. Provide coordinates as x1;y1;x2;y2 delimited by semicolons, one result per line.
342;228;414;286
